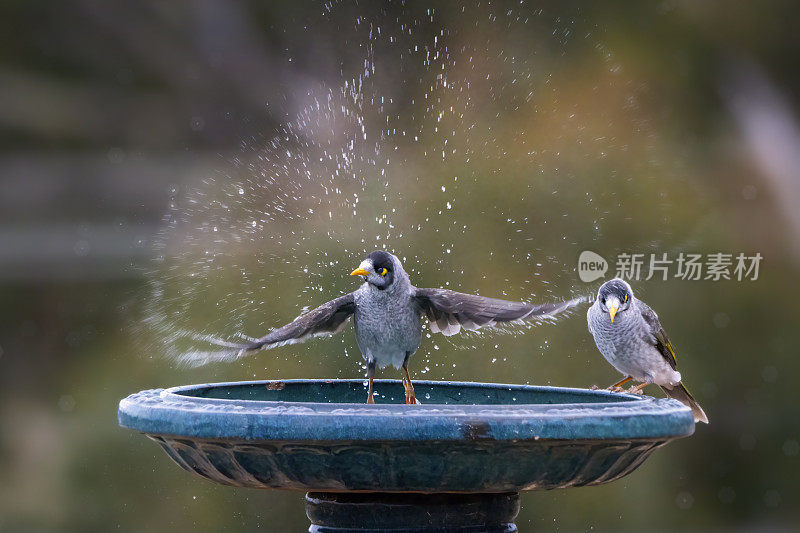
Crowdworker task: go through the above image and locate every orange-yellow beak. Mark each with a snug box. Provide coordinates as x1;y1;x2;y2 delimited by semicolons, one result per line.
609;306;618;323
350;267;369;277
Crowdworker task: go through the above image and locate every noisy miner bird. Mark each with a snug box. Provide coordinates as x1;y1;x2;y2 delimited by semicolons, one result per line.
587;278;708;423
183;250;580;404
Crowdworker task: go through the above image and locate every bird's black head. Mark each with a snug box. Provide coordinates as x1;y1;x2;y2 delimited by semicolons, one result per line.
597;278;633;322
350;250;396;290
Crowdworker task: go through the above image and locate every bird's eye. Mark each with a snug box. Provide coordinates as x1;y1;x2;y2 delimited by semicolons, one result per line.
380;267;388;276
624;294;628;302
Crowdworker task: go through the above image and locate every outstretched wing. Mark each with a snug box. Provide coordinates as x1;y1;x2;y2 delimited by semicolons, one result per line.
638;300;677;370
412;288;582;336
177;293;356;366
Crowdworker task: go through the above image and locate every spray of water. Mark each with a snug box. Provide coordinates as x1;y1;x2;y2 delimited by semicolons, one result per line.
140;4;680;377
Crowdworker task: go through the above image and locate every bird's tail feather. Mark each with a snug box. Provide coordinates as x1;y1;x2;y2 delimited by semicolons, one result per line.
660;383;708;424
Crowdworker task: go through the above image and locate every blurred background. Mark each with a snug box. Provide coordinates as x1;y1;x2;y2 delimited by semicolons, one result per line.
1;1;798;531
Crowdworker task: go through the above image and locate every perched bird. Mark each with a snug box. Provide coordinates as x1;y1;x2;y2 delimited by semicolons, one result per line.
182;250;580;404
587;278;708;423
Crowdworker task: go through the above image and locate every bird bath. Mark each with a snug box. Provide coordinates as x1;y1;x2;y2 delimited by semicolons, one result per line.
118;379;694;532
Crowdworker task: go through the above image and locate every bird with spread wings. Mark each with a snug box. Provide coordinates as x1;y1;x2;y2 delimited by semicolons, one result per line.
180;251;581;404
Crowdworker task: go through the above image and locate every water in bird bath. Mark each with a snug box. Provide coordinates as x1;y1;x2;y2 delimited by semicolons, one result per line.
140;4;692;385
172;379;650;409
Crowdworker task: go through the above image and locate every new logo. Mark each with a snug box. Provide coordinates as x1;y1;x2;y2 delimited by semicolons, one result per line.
578;251;608;282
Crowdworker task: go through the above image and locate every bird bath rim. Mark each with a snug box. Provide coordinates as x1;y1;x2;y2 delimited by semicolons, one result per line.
119;379;695;442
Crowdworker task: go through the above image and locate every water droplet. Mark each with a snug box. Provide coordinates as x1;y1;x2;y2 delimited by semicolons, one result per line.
675;491;694;510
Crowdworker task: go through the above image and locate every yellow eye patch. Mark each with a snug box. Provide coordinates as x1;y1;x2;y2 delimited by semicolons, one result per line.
380;268;388;276
624;295;628;302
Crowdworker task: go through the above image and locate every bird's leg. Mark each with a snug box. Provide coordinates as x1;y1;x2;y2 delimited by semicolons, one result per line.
626;382;648;395
366;360;376;404
402;367;416;404
607;376;632;391
402;353;416;405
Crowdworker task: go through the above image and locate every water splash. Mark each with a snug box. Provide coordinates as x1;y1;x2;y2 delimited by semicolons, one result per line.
141;4;678;376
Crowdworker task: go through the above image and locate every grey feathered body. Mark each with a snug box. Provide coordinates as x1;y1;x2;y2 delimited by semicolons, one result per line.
587;297;681;387
354;280;422;369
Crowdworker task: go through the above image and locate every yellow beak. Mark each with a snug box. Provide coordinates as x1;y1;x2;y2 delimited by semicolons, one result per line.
609;306;618;323
350;267;369;277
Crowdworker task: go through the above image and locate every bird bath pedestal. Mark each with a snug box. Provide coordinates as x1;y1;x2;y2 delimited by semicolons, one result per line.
118;379;694;532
